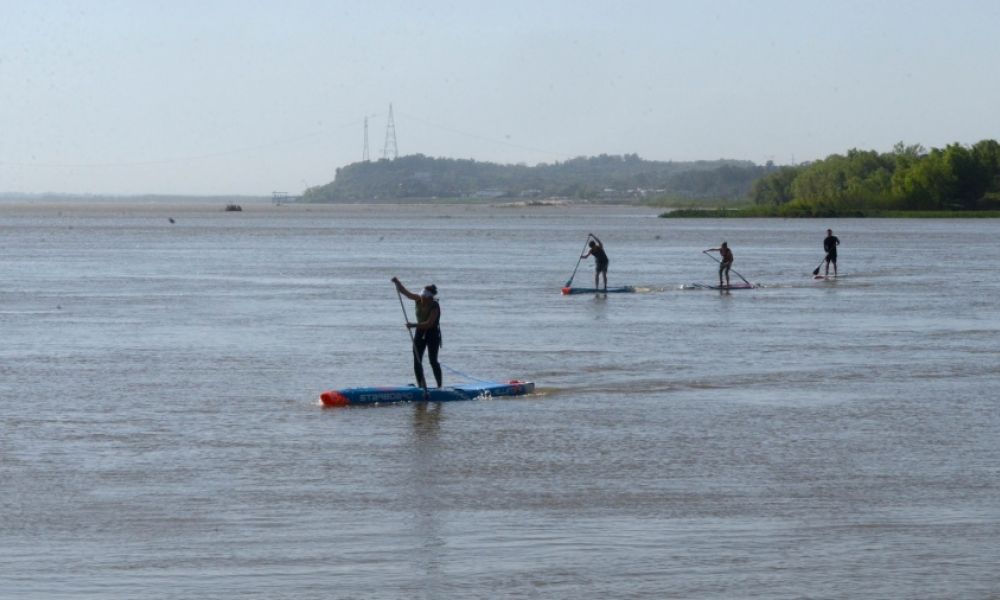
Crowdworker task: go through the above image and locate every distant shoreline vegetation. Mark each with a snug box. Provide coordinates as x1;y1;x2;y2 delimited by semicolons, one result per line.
303;140;1000;218
661;207;1000;218
663;139;1000;218
300;154;766;203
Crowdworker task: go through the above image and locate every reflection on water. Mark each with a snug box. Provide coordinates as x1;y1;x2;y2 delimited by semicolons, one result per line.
408;402;446;597
412;402;444;441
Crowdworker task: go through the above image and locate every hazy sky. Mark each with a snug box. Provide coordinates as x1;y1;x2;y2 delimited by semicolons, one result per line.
2;0;999;195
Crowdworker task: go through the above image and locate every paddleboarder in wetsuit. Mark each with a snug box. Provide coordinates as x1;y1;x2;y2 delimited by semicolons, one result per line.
581;233;609;291
707;242;734;287
823;229;840;277
391;277;443;390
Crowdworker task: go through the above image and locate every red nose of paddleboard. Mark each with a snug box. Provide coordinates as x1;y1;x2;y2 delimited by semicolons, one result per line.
561;287;571;295
320;391;349;407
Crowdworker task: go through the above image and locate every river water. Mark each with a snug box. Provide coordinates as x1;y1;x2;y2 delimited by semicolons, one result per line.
2;202;998;599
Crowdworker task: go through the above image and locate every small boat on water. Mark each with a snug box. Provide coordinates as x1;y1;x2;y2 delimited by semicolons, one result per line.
224;203;242;212
320;379;534;407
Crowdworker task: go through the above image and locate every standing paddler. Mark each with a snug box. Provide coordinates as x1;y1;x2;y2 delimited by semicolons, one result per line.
823;229;840;277
706;242;734;288
581;233;609;291
392;277;443;390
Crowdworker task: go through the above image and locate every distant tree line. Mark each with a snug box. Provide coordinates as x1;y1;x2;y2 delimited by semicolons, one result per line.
301;154;767;202
749;140;1000;215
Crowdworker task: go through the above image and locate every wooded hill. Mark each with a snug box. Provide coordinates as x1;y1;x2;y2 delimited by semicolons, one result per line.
301;154;767;202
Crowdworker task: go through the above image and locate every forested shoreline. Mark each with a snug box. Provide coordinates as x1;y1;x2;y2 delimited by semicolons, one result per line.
301;141;1000;217
727;140;1000;217
9;141;993;217
301;154;765;202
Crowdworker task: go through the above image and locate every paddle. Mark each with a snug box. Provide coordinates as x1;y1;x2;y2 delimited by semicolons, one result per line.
564;234;593;288
812;254;829;276
395;286;429;398
702;250;752;287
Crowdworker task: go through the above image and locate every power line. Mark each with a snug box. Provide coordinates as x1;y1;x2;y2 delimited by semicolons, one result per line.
382;103;398;160
362;116;370;162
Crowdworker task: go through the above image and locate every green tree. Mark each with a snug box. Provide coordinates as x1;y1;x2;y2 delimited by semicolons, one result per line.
892;149;956;210
750;166;799;206
970;139;1000;208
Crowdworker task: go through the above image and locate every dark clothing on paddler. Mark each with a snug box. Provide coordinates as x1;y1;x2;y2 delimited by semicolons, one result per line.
391;277;443;389
413;297;442;389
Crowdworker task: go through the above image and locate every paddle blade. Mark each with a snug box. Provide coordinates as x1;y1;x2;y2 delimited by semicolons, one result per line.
812;266;821;276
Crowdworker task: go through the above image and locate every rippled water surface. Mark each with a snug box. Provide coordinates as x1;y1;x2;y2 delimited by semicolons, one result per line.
2;202;999;599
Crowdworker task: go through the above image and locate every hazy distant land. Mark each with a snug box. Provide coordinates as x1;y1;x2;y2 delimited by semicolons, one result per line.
0;192;268;205
301;142;1000;217
7;140;999;217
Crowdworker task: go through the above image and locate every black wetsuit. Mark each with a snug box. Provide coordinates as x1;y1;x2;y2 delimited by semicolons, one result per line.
824;235;840;263
591;245;609;273
413;299;442;388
